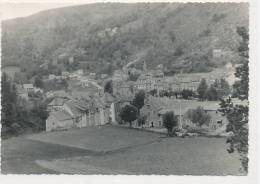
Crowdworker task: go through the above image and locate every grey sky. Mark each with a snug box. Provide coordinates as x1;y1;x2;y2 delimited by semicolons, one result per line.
0;3;86;20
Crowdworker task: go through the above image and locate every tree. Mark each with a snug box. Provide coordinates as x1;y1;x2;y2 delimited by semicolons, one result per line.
174;46;184;57
181;89;194;99
205;85;218;101
219;26;249;173
197;78;208;100
120;104;138;127
1;73;18;133
149;89;157;96
132;90;145;114
1;73;49;138
14;72;28;84
137;115;147;128
34;76;44;88
220;78;231;97
163;111;178;136
129;72;140;81
159;90;168;97
185;106;211;126
211;78;231;99
104;80;113;95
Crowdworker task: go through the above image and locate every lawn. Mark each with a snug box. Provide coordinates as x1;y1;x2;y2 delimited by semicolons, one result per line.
2;125;243;175
27;125;161;152
1;136;91;174
76;137;242;175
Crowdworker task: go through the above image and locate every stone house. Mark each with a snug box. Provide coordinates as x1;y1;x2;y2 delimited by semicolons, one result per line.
17;85;29;100
113;81;134;97
46;95;109;132
141;97;228;129
140;97;164;128
46;111;74;132
112;70;127;82
102;93;116;124
23;84;34;93
62;71;70;79
101;74;108;79
134;72;154;91
47;97;66;112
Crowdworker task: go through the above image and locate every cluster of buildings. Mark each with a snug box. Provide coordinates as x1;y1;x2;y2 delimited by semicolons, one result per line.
46;91;116;132
21;57;236;133
16;84;44;101
112;61;236;97
139;96;228;129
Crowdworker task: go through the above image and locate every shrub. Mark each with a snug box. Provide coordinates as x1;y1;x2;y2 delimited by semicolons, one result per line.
120;104;138;127
185;106;211;126
197;78;208;100
163;111;178;136
181;89;194;99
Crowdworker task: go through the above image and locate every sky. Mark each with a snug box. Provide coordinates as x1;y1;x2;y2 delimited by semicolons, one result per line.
0;2;86;20
0;0;248;20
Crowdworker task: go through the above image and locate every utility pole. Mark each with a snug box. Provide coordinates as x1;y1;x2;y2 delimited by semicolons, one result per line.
179;99;182;129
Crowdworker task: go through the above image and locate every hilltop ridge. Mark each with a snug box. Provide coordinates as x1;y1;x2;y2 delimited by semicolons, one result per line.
2;3;249;75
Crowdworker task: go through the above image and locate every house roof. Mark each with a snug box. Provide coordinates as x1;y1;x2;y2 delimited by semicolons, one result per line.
64;100;86;117
49;97;65;106
16;85;27;94
71;90;92;100
116;92;134;103
64;95;104;117
103;92;115;104
53;90;69;98
23;84;33;89
50;111;72;121
148;97;221;115
231;98;248;106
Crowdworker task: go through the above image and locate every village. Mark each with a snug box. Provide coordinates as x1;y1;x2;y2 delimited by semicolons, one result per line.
1;2;251;176
2;53;246;175
8;50;239;137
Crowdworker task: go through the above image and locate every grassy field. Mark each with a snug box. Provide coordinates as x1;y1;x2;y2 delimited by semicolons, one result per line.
2;125;242;175
26;125;161;152
1;136;93;174
77;137;242;175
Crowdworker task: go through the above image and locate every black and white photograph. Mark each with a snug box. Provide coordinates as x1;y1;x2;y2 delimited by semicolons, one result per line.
0;0;258;181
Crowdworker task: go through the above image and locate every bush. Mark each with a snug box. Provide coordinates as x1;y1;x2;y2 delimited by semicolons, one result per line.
137;115;147;128
132;90;145;114
119;104;138;127
205;85;218;101
104;80;113;95
163;111;178;136
197;78;208;100
181;89;194;99
185;106;211;126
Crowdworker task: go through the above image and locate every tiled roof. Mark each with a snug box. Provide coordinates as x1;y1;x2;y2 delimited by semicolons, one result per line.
53;90;68;98
23;84;33;89
103;92;115;104
50;111;72;121
64;100;85;117
49;97;65;106
148;97;220;115
116;92;134;102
